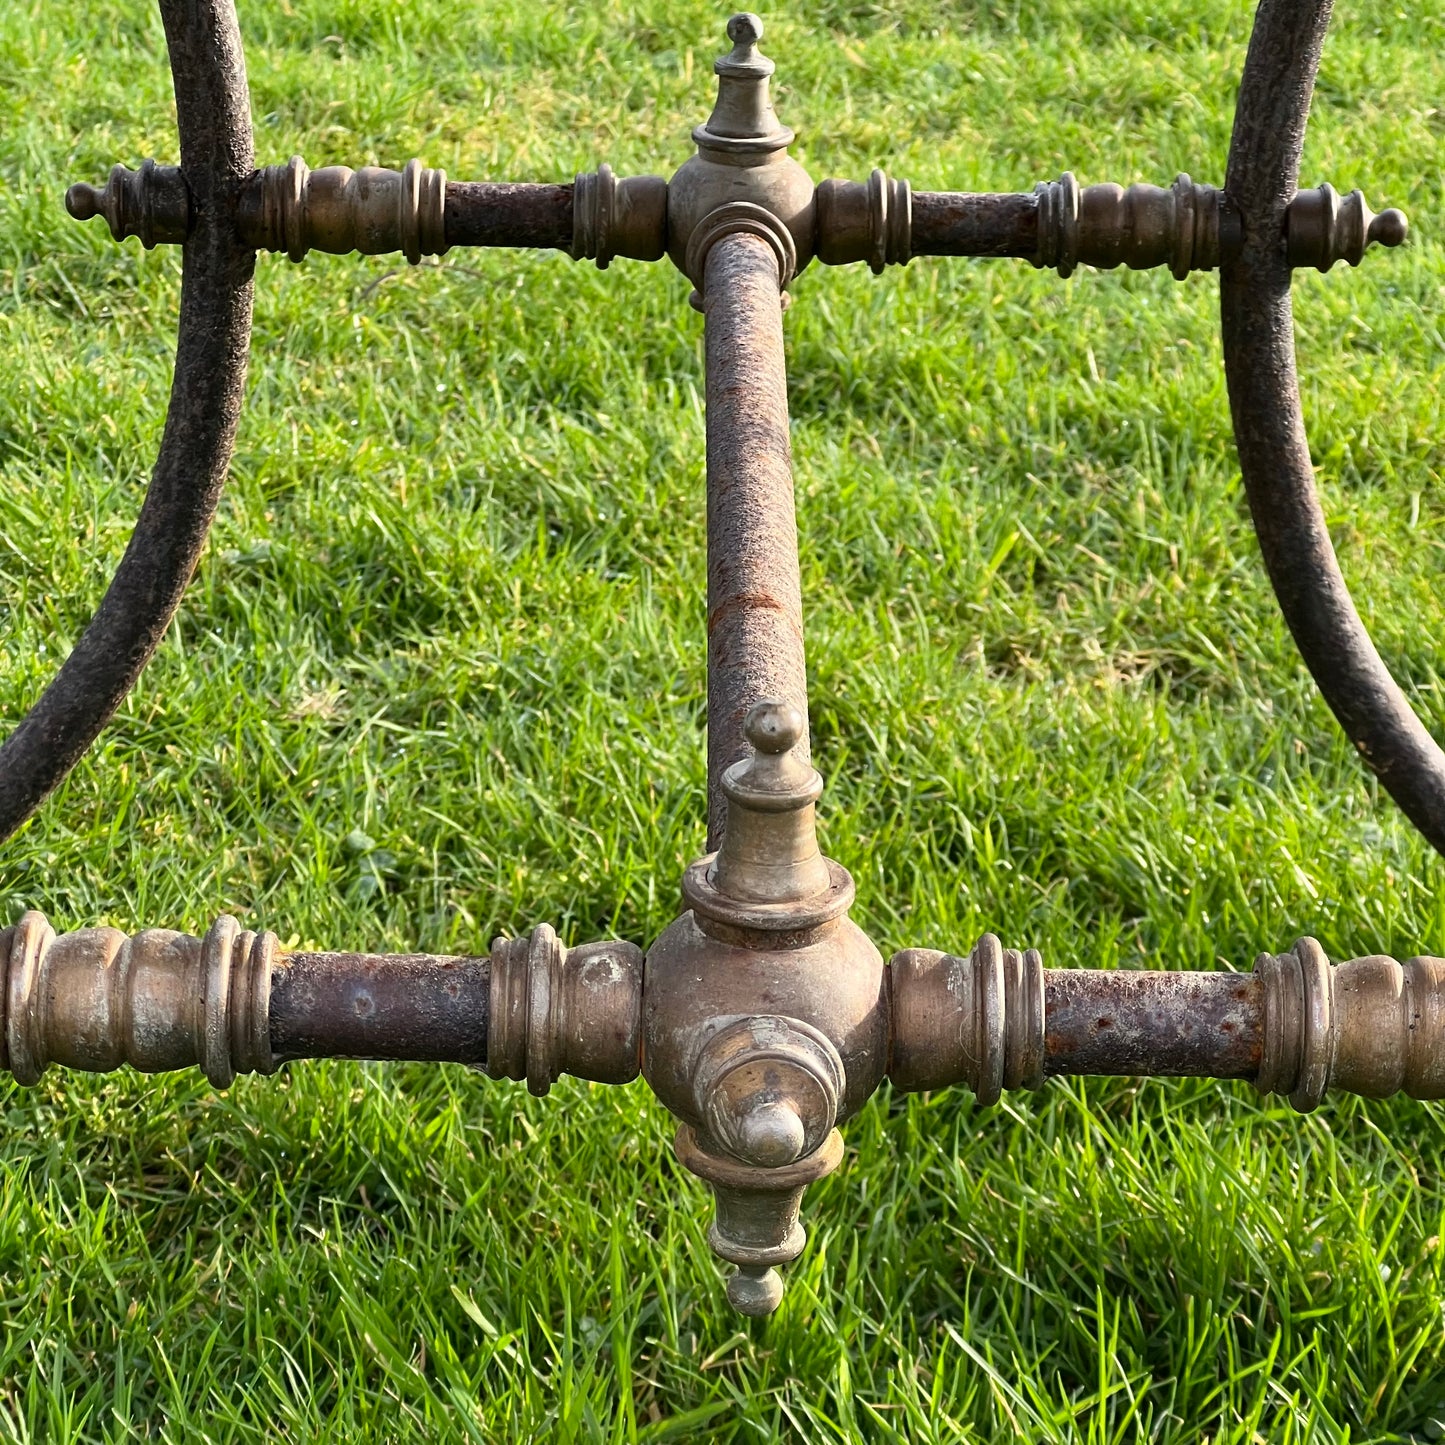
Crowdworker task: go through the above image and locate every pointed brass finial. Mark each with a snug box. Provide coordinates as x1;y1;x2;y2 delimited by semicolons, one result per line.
709;700;832;906
694;12;794;157
1287;183;1409;271
65;160;191;248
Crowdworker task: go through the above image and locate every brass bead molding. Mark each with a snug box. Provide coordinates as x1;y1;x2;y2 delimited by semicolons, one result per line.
888;936;1046;1100
239;155;448;264
1030;172;1406;280
1034;171;1238;280
571;164;668;268
0;912;274;1089
65;160;192;248
486;925;644;1095
1287;182;1409;271
1255;942;1445;1110
815;169;911;272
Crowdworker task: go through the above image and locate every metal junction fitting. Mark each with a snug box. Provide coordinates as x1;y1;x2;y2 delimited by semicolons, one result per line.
1033;171;1239;279
570;163;668;269
647;702;887;1315
667;13;815;289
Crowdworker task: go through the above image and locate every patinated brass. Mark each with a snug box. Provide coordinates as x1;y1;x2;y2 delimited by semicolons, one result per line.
1255;942;1445;1107
889;937;1046;1100
815;170;911;272
486;926;644;1095
1286;182;1409;271
646;703;887;1307
1;912;274;1088
238;155;448;263
570;164;669;268
29;6;1437;1324
65;160;191;248
665;13;816;285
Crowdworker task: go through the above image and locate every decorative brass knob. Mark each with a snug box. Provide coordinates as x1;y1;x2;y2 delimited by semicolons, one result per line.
65;160;191;248
1286;183;1408;271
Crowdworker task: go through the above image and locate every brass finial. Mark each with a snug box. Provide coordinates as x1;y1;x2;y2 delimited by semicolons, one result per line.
1287;184;1409;271
708;700;832;906
65;160;191;248
694;13;794;157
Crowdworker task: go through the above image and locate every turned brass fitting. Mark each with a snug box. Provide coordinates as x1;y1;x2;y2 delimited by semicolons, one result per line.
1255;942;1445;1110
0;912;275;1088
65;160;192;248
487;926;644;1095
1286;183;1408;271
237;156;448;264
644;701;886;1313
667;14;816;287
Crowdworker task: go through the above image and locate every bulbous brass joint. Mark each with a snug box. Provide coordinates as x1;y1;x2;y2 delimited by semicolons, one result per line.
667;14;816;287
645;700;886;1314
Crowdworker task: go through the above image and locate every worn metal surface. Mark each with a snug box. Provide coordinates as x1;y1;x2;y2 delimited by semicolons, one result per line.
1043;968;1262;1079
1;912;274;1087
487;926;644;1093
66;159;192;247
1287;182;1408;270
1221;0;1445;858
1255;941;1445;1106
269;949;490;1065
571;165;668;267
0;0;256;847
1034;172;1238;279
444;181;574;250
238;156;447;263
909;190;1038;258
702;231;808;844
647;697;884;1316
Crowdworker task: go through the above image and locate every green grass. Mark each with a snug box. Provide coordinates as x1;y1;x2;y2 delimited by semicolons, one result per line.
1;0;1444;1438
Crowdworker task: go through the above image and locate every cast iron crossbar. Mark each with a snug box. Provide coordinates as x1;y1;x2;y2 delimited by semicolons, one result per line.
2;2;1441;1317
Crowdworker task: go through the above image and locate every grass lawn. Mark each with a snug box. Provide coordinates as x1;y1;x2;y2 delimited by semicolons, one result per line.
2;0;1445;1438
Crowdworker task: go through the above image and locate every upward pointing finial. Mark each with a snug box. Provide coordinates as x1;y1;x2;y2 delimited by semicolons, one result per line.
721;13;770;74
709;699;832;906
693;11;793;155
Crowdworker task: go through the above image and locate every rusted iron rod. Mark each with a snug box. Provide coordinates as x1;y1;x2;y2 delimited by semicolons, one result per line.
1220;0;1445;858
909;190;1038;258
0;0;256;849
1043;969;1262;1079
702;229;810;845
444;181;574;251
268;951;490;1065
